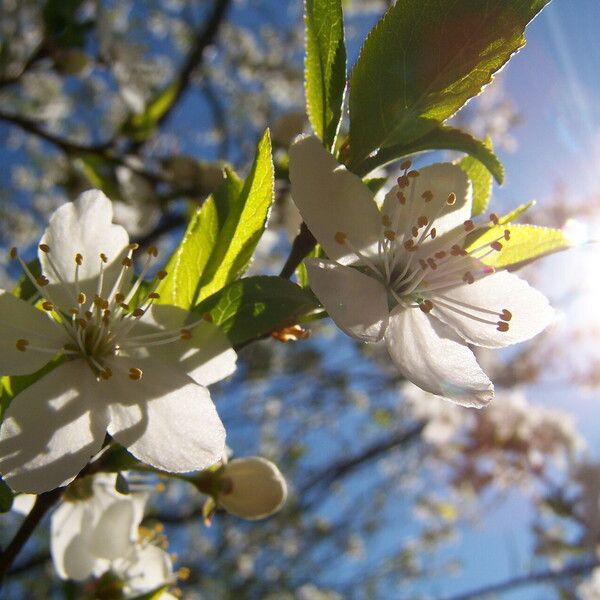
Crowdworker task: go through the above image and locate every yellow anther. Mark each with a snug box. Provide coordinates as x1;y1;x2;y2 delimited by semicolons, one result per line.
446;193;456;205
132;308;145;318
16;339;29;352
156;270;168;280
120;302;130;311
100;253;108;263
489;213;499;225
115;292;125;303
384;230;396;241
412;226;419;237
149;292;160;299
503;229;511;241
128;243;139;251
403;239;415;250
450;244;463;256
407;169;419;178
499;309;512;322
462;271;475;284
334;231;348;244
75;253;83;266
99;367;113;380
422;190;433;202
430;227;437;239
202;312;213;323
427;258;437;270
397;175;409;188
463;219;475;232
155;482;166;492
419;259;428;271
42;301;54;311
77;292;86;305
147;245;158;257
85;310;93;320
69;308;79;315
496;321;510;332
39;243;50;253
434;251;446;259
177;567;191;581
419;300;434;313
36;275;49;287
128;367;143;381
417;215;428;228
180;329;192;340
382;214;392;227
400;159;412;170
77;318;87;329
121;257;132;267
490;241;503;252
397;191;407;205
9;247;17;259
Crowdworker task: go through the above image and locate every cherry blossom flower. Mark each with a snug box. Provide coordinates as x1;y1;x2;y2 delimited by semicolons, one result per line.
51;474;175;597
289;136;554;407
0;190;237;493
217;456;287;520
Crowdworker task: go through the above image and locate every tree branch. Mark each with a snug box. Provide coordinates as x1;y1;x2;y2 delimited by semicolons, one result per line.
442;559;599;600
279;223;316;279
0;487;63;587
153;0;232;131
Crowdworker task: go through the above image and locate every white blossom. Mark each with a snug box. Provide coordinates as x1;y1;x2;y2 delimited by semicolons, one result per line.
289;135;553;407
51;474;174;597
0;190;237;493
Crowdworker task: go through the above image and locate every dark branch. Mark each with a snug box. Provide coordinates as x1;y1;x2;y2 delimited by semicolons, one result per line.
0;487;63;587
442;559;599;600
279;223;316;279
153;0;232;131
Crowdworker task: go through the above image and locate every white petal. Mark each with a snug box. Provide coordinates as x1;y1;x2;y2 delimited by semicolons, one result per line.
0;290;66;375
289;136;382;264
431;271;554;348
382;163;472;241
306;258;389;342
11;493;36;515
139;305;237;387
0;362;108;493
51;501;97;580
118;544;173;595
219;457;287;520
385;307;493;408
88;499;136;560
39;190;129;308
105;357;225;473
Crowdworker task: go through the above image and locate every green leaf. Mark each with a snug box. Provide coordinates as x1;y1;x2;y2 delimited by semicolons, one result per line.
356;126;504;182
497;200;535;225
460;136;494;216
304;0;347;150
467;223;570;269
0;477;13;512
193;276;321;346
348;0;549;165
158;130;274;308
121;83;179;141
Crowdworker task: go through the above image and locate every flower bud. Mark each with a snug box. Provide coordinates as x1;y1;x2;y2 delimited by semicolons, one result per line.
217;457;287;520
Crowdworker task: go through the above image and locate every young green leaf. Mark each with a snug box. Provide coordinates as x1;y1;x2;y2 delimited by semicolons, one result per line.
304;0;347;150
460;137;494;216
194;276;321;346
158;130;274;308
355;126;504;183
467;224;570;269
348;0;549;165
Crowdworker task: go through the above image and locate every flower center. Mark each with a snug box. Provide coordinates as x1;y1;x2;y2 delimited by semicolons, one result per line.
10;244;201;380
331;162;514;333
